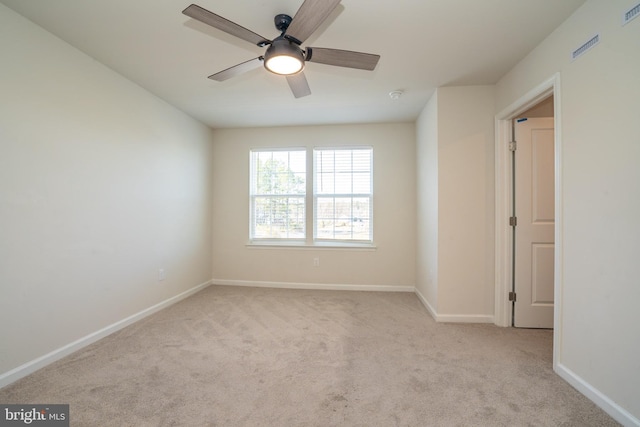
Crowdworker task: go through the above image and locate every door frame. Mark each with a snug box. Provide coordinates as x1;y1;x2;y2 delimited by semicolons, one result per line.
494;73;563;368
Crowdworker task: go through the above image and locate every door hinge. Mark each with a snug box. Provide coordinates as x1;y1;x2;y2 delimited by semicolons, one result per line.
509;216;517;227
509;141;517;151
509;292;517;302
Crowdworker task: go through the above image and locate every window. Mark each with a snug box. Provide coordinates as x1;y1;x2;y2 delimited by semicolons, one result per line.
314;148;372;242
250;149;306;240
249;147;373;245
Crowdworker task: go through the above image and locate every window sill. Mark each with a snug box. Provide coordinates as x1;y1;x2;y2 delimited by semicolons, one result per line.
246;241;377;251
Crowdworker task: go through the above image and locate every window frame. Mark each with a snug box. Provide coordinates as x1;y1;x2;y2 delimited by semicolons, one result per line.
249;148;307;243
248;146;375;248
313;146;373;244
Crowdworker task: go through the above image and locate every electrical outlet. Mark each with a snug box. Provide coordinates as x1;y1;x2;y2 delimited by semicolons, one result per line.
313;257;320;267
158;268;166;281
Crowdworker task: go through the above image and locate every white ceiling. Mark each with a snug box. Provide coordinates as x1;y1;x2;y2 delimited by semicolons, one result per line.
1;0;585;129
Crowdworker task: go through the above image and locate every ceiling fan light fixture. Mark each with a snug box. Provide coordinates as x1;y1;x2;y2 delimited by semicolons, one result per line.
264;37;305;75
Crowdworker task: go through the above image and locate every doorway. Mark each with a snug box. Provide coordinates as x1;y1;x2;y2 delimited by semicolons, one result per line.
494;73;562;367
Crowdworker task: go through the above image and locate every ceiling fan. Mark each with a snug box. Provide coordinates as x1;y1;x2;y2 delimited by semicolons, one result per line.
182;0;381;98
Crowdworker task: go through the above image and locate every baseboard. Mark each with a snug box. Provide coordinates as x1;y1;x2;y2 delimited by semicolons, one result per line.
414;288;494;324
211;279;414;293
414;288;438;320
435;313;494;323
0;280;212;389
555;363;640;427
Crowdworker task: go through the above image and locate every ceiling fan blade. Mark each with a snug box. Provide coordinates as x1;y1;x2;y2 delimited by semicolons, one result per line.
183;4;270;46
286;72;311;98
285;0;341;44
208;57;263;81
306;47;380;71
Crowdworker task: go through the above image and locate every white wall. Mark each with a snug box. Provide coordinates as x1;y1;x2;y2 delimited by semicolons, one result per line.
211;123;416;289
495;0;640;423
0;4;214;380
415;92;439;309
415;86;495;321
437;86;496;318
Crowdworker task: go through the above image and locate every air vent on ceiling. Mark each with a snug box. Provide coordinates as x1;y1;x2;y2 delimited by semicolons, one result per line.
571;33;600;61
622;2;640;26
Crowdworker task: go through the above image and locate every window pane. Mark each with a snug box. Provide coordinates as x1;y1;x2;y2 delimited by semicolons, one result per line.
253;151;306;196
335;151;351;172
316;197;334;239
335;172;351;194
313;148;372;242
352;197;370;219
253;196;305;239
289;151;306;173
353;172;371;193
353;219;370;240
316;172;335;194
251;150;306;240
352;150;370;171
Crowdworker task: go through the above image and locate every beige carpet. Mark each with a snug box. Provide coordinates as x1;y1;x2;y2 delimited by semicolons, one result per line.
0;285;618;426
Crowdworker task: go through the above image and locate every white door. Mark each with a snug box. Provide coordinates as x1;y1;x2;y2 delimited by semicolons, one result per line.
514;117;555;328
